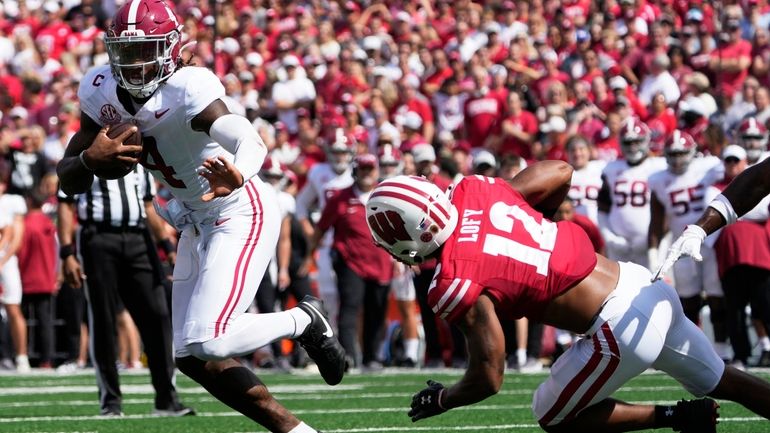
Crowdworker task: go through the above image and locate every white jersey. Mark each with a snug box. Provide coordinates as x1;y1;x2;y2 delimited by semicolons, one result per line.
294;162;353;221
79;65;232;210
649;156;723;238
0;194;26;221
569;160;606;225
601;156;667;241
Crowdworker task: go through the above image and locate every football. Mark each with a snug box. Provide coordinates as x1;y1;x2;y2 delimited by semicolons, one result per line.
94;122;143;180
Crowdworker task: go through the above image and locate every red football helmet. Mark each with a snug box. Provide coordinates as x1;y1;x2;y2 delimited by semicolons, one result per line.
105;0;183;98
620;117;651;164
260;155;284;178
737;117;768;163
260;155;289;188
664;129;697;174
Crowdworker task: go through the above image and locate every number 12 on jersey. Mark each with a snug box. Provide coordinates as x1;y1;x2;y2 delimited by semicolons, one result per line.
482;202;558;276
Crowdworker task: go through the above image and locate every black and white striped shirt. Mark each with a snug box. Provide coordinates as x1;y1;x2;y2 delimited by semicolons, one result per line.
58;166;156;228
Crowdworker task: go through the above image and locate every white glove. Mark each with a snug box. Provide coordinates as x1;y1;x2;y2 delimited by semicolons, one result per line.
652;225;707;281
601;228;631;255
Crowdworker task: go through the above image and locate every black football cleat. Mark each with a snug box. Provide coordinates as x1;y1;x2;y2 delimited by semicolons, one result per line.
672;398;719;433
296;296;346;385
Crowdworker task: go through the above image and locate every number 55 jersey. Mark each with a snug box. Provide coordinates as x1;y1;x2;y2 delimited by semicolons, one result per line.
428;176;597;323
79;64;232;209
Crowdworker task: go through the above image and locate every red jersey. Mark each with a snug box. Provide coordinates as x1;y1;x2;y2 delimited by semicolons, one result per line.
500;110;538;159
317;186;393;284
710;39;752;99
464;94;504;148
428;176;597;323
17;211;57;295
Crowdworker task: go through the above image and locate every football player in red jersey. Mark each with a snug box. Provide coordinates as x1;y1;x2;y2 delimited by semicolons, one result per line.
366;162;770;433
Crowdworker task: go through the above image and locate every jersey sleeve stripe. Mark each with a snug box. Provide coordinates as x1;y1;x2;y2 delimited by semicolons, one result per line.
441;279;472;318
370;189;447;229
432;278;462;313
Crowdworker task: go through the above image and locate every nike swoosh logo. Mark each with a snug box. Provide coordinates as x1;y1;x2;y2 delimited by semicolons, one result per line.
155;108;170;119
306;303;334;337
214;217;231;226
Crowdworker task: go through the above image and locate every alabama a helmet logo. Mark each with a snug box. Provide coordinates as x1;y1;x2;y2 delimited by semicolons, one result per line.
99;104;122;125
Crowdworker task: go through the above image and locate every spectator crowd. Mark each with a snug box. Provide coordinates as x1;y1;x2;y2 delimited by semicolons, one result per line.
1;0;770;385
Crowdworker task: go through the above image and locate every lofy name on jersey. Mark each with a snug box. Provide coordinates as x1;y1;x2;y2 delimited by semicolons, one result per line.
458;209;484;243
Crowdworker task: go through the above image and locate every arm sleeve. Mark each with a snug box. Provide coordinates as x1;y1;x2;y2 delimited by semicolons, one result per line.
208;113;267;184
316;192;340;233
295;170;318;220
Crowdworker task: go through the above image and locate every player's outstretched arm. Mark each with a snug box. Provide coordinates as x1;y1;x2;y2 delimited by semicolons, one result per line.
417;294;505;419
508;160;573;218
698;156;770;234
654;156;770;281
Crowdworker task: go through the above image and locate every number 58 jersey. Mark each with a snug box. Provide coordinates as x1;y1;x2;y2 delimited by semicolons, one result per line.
428;176;597;324
78;65;229;209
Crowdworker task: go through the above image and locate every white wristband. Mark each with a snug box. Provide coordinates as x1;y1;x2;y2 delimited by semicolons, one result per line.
708;194;738;226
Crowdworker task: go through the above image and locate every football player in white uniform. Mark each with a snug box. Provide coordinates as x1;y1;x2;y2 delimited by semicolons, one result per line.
295;129;355;329
598;118;667;267
56;1;344;432
566;134;605;225
649;131;729;359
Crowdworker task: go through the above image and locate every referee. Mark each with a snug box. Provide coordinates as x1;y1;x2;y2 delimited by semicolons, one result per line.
57;165;193;417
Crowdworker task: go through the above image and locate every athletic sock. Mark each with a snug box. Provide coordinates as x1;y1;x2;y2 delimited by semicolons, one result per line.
288;421;317;433
404;338;419;362
288;307;312;338
516;348;527;367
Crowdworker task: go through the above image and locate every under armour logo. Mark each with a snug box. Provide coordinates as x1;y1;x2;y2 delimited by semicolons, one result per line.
421;395;431;405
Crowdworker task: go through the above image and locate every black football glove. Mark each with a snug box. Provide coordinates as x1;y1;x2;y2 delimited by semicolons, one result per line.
408;380;448;422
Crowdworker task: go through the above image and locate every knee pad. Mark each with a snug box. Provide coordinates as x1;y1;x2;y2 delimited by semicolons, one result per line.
187;341;230;361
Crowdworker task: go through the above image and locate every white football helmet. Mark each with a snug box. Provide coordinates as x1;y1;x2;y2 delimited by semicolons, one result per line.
327;128;355;174
738;117;768;163
664;129;697;175
366;175;458;265
620;117;651;164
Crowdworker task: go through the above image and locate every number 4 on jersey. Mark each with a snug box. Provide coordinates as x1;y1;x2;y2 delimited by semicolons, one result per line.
139;136;186;188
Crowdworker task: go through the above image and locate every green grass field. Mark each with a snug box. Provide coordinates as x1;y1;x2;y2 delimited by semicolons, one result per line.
0;367;768;433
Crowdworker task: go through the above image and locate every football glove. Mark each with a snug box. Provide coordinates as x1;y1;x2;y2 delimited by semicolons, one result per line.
652;224;706;281
408;380;447;422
